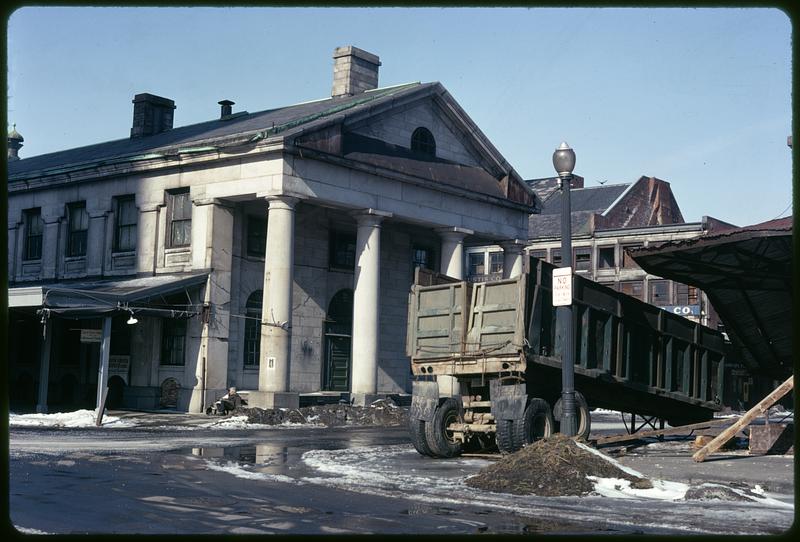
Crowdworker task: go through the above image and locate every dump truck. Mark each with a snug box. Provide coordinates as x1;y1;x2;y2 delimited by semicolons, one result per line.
407;257;726;458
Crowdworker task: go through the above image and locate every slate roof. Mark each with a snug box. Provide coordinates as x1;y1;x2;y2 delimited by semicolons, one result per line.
8;82;432;179
537;183;630;215
528;183;630;239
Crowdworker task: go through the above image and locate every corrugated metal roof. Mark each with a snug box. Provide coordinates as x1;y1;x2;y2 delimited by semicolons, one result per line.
631;217;793;379
8;82;429;179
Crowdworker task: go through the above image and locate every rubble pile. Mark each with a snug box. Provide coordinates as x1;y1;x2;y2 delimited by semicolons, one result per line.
232;398;408;427
466;434;653;496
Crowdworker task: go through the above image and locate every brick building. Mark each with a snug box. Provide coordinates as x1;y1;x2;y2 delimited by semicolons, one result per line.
466;175;736;329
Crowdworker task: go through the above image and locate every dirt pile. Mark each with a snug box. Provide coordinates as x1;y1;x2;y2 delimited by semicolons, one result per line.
465;434;652;496
232;398;408;427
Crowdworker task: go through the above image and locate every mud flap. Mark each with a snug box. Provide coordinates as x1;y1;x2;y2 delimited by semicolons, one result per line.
490;379;527;421
410;380;440;422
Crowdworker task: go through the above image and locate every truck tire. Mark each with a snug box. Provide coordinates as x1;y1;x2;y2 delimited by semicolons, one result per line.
425;398;463;458
409;419;435;457
514;398;555;447
553;391;592;440
495;419;517;454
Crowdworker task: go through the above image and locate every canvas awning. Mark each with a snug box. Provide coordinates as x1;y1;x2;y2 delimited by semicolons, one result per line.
631;218;792;380
8;272;209;319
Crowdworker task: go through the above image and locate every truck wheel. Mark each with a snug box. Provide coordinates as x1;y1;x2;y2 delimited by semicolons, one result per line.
554;391;591;440
409;419;435;457
425;398;463;458
495;419;518;454
514;398;554;447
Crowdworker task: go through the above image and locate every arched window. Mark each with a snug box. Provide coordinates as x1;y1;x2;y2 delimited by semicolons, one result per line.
411;127;436;157
243;290;263;367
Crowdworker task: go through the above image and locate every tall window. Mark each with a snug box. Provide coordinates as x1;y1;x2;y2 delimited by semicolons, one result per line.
598;246;615;269
23;208;43;261
243;291;263;367
114;195;137;252
468;252;485;276
66;202;88;257
160;319;186;366
530;249;546;261
329;230;356;270
619;280;644;301
551;248;562;266
489;251;503;274
167;189;192;248
621;243;643;268
676;283;699;305
573;247;592;271
247;216;267;257
412;246;434;273
410;127;436;157
648;279;670;306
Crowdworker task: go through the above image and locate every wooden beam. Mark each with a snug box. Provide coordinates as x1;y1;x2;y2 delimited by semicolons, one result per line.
593;417;733;446
692;375;794;462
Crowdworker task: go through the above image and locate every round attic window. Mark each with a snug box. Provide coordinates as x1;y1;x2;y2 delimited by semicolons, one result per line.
411;127;436;157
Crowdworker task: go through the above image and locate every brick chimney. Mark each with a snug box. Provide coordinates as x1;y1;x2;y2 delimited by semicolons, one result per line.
331;46;381;98
130;93;176;138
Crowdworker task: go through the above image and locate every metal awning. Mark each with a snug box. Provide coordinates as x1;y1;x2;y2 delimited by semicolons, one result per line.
631;218;792;380
8;272;210;318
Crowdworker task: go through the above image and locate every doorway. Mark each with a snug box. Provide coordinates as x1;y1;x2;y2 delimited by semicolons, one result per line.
323;289;353;392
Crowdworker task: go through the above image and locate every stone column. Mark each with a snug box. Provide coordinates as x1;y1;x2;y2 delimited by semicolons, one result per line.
8;222;19;281
436;227;473;279
502;239;526;279
351;209;392;406
86;209;108;277
40;209;62;280
136;204;162;275
254;195;300;409
435;227;473;397
188;199;234;413
36;316;53;413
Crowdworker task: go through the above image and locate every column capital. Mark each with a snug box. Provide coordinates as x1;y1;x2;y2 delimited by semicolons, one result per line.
264;195;300;211
435;226;474;240
192;197;234;209
350;208;392;227
500;238;526;254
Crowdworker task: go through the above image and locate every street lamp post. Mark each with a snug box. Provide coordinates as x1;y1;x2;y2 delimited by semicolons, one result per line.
553;142;578;437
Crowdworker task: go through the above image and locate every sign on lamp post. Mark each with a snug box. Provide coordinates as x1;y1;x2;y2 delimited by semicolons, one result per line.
552;267;573;307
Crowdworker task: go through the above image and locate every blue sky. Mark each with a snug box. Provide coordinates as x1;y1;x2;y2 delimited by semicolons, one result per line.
6;6;793;226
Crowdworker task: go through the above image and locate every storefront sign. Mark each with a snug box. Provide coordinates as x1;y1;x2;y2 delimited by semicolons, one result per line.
662;305;700;316
80;329;102;343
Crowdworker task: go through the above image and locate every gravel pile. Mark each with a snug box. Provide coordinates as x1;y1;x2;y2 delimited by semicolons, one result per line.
231;398;408;427
465;434;653;496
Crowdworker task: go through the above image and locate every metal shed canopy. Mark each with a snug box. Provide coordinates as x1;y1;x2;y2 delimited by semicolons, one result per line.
8;272;209;318
630;217;792;380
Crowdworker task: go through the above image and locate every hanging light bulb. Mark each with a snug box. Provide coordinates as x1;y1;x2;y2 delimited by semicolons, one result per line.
126;310;138;325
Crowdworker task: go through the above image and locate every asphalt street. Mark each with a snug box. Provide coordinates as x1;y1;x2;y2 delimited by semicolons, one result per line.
7;410;795;535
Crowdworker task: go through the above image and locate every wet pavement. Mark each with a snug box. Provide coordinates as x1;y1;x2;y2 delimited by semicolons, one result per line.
8;410;795;535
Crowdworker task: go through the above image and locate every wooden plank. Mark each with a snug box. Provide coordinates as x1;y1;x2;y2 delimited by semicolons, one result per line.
593;417;733;445
693;375;794;462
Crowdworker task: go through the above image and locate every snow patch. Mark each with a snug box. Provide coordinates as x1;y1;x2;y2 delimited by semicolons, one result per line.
15;525;51;535
574;440;647;479
8;409;136;428
204;460;301;485
588;476;689;501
